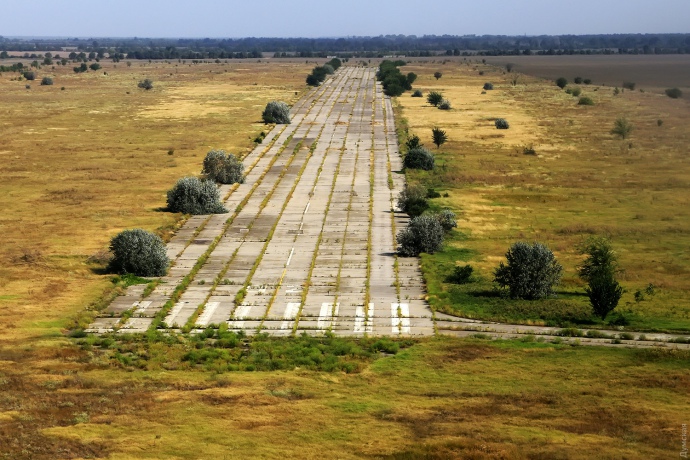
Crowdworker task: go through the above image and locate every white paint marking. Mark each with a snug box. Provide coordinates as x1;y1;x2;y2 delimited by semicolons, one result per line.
230;304;252;328
399;303;410;333
286;247;295;266
304;202;310;214
391;303;399;334
280;302;301;330
318;302;339;329
164;302;185;327
197;302;219;327
133;301;151;315
354;306;365;333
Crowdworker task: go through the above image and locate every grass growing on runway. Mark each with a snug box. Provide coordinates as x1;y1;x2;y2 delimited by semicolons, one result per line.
396;59;690;332
2;335;688;458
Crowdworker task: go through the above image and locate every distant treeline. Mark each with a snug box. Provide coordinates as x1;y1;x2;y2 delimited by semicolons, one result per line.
1;34;690;61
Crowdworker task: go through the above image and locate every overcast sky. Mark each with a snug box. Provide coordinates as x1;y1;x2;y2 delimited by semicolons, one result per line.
3;0;690;38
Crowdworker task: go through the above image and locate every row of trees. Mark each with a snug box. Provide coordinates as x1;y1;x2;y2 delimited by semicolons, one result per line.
376;60;417;96
4;34;690;58
306;58;341;86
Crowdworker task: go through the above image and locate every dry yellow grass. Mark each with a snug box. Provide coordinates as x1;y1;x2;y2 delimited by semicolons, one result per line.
0;59;311;341
399;59;690;329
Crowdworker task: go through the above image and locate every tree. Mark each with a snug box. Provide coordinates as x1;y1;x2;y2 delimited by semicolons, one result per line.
406;72;417;86
397;215;444;257
494;242;563;300
73;63;88;73
578;237;623;320
404;146;435;170
166;177;227;214
435;209;457;231
202;149;245;184
89;63;101;71
431;127;448;148
262;101;291;124
138;79;153;90
397;183;429;217
611;117;633;139
405;134;422;150
433;71;442;80
108;229;169;277
555;77;568;89
427;91;443;106
665;87;683;99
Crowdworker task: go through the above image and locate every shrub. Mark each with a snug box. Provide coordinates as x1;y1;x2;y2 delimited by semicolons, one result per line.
40;76;53;86
108;229;169;277
622;81;635;90
202;149;245;184
403;146;435;170
431;127;448;148
397;215;444;257
322;64;335;75
433;71;442;80
438;99;451;110
138;79;153;90
397;183;429;217
427;91;443;106
377;60;411;96
483;82;493;90
555;77;568;89
411;89;423;97
447;264;473;284
570;87;582;97
495;118;509;129
578;96;594;105
262;101;291;124
405;134;422;150
573;76;583;84
578;237;623;320
493;242;563;300
435;209;457;231
73;63;88;73
611;117;633;139
306;74;320;86
89;63;101;71
583;78;592;84
166;176;227;214
665;87;683;99
23;71;36;81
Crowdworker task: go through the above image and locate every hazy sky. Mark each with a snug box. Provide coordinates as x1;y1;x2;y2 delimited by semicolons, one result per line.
4;0;690;38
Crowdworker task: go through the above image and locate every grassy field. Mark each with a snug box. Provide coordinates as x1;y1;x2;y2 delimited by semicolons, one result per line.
395;58;690;332
0;58;310;343
1;58;689;459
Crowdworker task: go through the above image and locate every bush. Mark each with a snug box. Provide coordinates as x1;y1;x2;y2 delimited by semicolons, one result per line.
435;209;457;231
611;117;633;139
202;149;245;184
89;63;101;71
578;96;594;105
483;82;493;90
73;63;88;73
166;176;227;214
138;79;153;90
108;229;169;277
583;78;592;85
438;99;451;110
573;76;583;84
377;60;412;96
433;71;442;80
262;101;291;124
431;127;448;148
622;81;636;90
578;237;623;320
555;77;568;89
411;89;423;97
427;91;443;106
495;118;509;129
405;134;422;150
40;76;53;86
403;146;435;170
570;87;582;97
447;264;473;284
397;215;444;257
397;183;429;217
306;74;320;86
23;71;35;81
493;242;563;300
665;87;683;99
